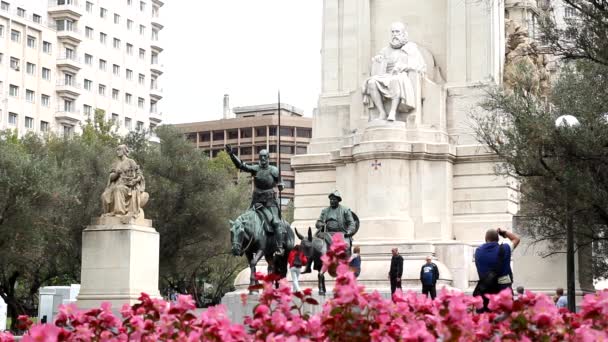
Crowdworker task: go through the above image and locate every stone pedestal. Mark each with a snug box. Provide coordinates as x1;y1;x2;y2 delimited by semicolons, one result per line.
76;217;160;310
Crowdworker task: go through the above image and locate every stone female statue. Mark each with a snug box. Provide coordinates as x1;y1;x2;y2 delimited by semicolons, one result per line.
101;144;149;219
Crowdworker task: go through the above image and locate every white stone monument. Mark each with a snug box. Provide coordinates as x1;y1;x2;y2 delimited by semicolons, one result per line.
38;285;80;323
77;145;160;310
222;1;592;320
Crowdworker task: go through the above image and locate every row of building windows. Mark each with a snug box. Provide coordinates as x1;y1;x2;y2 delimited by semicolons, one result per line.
84;26;160;54
5;111;146;133
1;1;42;24
2;53;154;89
6;82;148;106
85;0;151;17
1;24;158;64
1;55;53;77
202;145;307;157
0;26;53;52
1;25;158;68
6;112;50;131
109;113;145;131
1;0;153;19
195;127;312;141
1;0;152;16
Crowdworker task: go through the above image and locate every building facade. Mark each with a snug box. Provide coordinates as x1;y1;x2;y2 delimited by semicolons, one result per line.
0;0;164;136
174;103;313;208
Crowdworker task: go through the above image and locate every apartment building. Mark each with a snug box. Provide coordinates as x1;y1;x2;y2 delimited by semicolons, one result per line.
0;0;164;136
174;102;313;208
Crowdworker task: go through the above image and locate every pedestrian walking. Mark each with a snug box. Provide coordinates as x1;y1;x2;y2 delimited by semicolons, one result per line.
288;244;308;293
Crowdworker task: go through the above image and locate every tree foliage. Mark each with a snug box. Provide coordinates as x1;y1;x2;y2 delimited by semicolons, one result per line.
539;0;608;66
473;59;608;280
0;120;248;331
129;126;249;306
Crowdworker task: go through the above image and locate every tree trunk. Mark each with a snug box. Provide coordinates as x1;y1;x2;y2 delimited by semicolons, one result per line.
2;271;26;332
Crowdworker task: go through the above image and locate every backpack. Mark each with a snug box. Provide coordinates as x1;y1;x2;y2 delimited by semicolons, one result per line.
293;251;302;267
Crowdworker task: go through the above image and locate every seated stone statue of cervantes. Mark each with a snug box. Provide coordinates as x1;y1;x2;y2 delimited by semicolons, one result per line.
101;144;149;219
362;22;427;122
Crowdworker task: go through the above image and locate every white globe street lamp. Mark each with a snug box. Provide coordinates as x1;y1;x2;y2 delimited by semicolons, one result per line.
555;114;578;313
555;115;580;128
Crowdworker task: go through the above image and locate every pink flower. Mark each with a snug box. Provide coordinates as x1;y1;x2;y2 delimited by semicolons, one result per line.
531;294;560;328
575;324;608;342
0;331;15;342
487;288;514;312
22;324;62;342
254;304;270;317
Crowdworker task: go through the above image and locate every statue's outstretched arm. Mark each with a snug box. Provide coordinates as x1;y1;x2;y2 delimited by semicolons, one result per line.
225;144;255;174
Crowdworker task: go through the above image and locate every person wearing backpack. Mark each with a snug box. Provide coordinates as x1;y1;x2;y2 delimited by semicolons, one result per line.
474;228;521;313
288;244;308;293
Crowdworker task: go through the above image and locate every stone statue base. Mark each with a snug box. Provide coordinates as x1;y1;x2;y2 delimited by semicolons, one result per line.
222;241;463;323
76;217;160;311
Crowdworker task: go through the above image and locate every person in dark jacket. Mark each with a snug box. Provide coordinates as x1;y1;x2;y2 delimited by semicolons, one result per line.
420;256;440;299
389;248;404;297
474;228;520;312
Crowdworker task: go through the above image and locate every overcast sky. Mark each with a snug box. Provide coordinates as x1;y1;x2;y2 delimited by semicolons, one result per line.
162;1;323;124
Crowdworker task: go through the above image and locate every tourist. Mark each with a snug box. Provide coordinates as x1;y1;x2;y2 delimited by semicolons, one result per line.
473;228;521;313
420;256;439;299
288;244;307;293
515;286;525;300
389;248;404;298
349;245;362;278
555;288;568;309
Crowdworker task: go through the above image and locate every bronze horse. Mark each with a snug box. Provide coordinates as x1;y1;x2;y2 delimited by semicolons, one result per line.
230;209;295;291
295;213;359;295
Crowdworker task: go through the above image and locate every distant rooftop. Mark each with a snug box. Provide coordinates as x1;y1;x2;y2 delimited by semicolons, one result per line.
233;103;304;117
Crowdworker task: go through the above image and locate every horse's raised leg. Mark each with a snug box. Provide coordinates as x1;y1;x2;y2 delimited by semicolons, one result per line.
318;273;326;296
248;250;265;294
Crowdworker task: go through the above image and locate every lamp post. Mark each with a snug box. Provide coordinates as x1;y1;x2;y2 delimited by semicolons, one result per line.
555;114;580;313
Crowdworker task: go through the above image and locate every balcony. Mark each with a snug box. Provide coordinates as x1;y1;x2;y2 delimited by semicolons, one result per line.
150;86;163;101
56;27;82;44
150;111;162;124
56;54;81;72
151;15;164;30
151;39;163;53
55;109;81;123
56;80;81;98
150;61;164;75
48;0;83;20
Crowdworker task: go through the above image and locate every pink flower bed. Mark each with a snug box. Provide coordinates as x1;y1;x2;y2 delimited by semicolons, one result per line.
1;235;607;341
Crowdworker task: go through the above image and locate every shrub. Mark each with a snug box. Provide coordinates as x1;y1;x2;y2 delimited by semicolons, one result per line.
1;234;607;341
